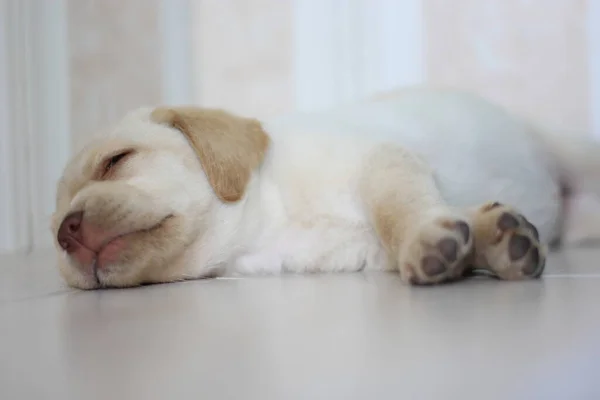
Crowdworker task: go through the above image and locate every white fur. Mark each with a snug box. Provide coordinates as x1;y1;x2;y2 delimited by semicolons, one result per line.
180;88;560;278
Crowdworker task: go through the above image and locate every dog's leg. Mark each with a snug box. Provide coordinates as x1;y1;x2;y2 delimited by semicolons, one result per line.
467;202;546;280
360;146;475;284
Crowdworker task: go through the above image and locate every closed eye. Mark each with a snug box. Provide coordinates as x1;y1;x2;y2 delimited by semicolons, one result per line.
101;150;134;178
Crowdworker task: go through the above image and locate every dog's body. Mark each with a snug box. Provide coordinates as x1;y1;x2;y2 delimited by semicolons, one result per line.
52;86;600;289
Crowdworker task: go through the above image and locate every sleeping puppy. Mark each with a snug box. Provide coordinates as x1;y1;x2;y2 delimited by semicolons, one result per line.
51;86;600;289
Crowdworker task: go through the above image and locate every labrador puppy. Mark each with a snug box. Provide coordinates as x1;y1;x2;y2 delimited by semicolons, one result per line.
51;86;600;289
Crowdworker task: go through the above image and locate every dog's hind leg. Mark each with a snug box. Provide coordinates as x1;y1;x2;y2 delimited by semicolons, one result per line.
360;145;475;285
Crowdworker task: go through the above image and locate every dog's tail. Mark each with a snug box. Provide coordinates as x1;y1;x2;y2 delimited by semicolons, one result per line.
532;127;600;246
531;127;600;193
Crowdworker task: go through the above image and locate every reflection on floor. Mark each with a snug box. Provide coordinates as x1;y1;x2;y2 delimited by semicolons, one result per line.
1;248;599;400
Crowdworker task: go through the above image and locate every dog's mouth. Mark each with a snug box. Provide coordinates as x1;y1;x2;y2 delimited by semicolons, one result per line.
73;215;174;288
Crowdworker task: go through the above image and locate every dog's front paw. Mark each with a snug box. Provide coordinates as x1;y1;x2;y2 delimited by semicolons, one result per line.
399;215;474;285
471;202;546;280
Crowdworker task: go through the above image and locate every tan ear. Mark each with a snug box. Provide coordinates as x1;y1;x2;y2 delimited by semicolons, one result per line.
151;107;270;202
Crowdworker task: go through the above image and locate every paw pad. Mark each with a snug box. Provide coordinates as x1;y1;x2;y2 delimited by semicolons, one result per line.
456;221;470;242
481;201;502;212
475;203;546;280
422;256;447;277
522;248;540;275
401;217;474;285
508;234;531;261
497;212;519;231
437;238;458;262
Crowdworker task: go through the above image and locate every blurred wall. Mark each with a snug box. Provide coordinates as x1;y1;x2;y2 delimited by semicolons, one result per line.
191;0;591;133
66;0;594;147
67;0;164;151
191;0;294;119
425;0;589;135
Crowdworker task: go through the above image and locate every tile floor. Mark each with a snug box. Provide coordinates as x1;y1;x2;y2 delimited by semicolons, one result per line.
1;249;600;399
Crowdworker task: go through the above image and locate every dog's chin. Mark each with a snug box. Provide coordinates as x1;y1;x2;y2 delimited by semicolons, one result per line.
94;265;146;289
59;240;157;290
58;261;102;290
59;259;142;290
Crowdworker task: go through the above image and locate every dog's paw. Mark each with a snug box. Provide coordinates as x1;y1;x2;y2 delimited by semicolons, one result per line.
399;216;474;285
471;202;546;280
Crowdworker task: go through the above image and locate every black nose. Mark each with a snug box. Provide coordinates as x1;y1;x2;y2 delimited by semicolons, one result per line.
57;211;84;252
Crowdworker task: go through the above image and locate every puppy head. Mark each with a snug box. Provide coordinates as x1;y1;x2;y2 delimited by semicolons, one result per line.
52;107;269;289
